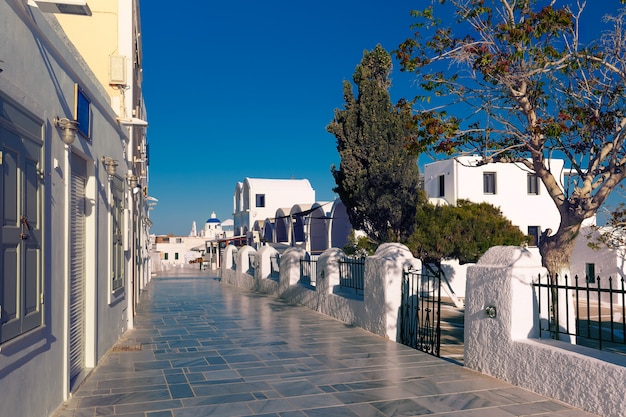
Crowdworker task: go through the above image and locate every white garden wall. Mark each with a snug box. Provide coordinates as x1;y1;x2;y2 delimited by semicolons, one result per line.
465;246;626;417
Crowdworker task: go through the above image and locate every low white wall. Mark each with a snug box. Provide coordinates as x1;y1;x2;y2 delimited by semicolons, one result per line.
220;243;420;340
465;246;626;417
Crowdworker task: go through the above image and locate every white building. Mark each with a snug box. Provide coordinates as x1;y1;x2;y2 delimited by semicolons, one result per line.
0;2;150;416
152;212;235;270
153;235;206;268
423;156;564;245
570;226;626;306
233;178;316;237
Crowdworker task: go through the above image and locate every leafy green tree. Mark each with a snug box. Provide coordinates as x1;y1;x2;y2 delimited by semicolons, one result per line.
396;1;626;277
407;198;529;264
342;230;378;257
327;45;421;242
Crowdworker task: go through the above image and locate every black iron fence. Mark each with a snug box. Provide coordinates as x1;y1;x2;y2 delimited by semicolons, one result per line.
299;257;318;287
248;253;256;275
269;254;280;280
399;264;442;357
338;256;365;294
533;274;626;353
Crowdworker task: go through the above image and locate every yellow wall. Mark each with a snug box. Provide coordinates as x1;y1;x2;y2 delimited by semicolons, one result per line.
55;0;121;105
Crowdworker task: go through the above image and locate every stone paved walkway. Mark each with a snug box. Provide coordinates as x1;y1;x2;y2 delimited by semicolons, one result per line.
54;269;599;416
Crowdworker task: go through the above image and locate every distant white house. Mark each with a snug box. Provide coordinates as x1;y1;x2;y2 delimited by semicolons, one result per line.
423;156;564;245
570;226;626;306
153;212;232;270
233;178;316;237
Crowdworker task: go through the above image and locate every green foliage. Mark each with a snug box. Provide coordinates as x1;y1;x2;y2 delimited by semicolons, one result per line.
406;198;529;264
327;45;421;243
343;230;378;257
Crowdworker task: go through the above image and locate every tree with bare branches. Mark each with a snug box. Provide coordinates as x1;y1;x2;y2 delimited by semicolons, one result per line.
396;0;626;277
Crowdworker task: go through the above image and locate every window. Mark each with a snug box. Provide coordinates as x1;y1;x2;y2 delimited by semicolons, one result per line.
438;175;445;197
175;253;179;260
256;193;265;208
176;238;183;243
527;174;539;195
586;263;596;284
74;84;91;139
111;177;125;292
528;226;540;246
164;253;169;260
483;172;496;194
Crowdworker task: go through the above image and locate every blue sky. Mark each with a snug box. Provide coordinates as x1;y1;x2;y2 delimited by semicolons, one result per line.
140;1;419;235
140;1;622;236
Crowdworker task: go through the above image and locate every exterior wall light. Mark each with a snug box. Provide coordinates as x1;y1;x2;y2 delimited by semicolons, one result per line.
101;156;118;177
127;174;141;194
54;117;78;145
127;174;138;189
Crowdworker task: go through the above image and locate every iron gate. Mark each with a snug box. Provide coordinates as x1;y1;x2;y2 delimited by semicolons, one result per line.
399;264;442;357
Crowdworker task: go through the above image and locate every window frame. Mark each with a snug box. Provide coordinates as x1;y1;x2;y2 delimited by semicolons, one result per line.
527;173;540;195
110;176;125;293
255;193;266;208
438;175;445;197
483;172;497;194
527;225;541;247
585;263;596;284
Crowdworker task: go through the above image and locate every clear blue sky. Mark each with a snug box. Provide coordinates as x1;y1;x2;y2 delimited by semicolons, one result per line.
140;1;419;236
140;1;622;236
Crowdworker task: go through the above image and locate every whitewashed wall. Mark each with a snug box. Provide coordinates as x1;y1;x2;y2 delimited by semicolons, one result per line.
465;246;626;417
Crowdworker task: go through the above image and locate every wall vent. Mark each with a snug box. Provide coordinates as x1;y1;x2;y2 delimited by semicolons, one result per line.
34;0;92;16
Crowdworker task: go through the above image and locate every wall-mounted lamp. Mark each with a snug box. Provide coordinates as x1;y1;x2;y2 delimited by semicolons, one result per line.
101;156;118;177
127;174;138;188
127;174;141;194
54;117;79;145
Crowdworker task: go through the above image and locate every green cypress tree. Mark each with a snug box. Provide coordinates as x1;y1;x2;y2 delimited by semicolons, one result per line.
327;45;420;242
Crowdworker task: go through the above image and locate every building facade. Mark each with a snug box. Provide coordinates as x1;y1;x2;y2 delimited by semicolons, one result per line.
0;1;150;416
423;156;564;245
233;178;316;237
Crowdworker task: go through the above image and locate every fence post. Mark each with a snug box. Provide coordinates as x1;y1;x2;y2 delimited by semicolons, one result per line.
279;247;306;292
364;243;420;340
255;245;279;280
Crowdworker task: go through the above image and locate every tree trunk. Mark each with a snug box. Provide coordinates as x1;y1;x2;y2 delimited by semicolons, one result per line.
538;221;581;279
538;221;581;343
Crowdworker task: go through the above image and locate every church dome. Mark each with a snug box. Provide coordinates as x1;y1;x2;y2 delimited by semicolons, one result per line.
206;211;221;224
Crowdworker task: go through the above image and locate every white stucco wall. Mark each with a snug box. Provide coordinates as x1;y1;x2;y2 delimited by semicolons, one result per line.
233;178;316;236
154;236;207;267
219;243;420;341
465;246;626;417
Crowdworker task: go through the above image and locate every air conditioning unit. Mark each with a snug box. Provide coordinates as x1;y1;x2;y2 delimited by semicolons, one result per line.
109;55;126;86
34;0;92;16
